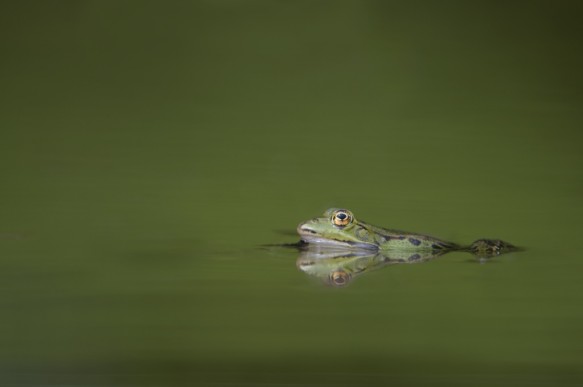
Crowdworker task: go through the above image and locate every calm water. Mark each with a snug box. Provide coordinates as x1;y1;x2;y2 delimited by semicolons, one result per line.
1;1;582;386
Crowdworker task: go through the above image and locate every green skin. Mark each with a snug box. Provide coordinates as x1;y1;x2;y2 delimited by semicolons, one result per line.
297;208;515;256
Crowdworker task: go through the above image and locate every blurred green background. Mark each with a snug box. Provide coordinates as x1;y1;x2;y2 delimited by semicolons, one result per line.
0;1;582;386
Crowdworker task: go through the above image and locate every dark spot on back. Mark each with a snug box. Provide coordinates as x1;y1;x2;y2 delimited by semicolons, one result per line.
409;254;421;261
408;238;421;246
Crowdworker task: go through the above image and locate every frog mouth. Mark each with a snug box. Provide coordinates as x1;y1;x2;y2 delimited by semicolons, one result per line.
297;225;378;251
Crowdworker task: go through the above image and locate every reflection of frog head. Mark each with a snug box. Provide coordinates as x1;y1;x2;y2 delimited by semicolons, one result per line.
297;208;379;250
295;247;372;287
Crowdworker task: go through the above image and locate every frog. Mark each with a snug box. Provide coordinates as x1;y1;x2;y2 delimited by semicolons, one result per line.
297;208;518;257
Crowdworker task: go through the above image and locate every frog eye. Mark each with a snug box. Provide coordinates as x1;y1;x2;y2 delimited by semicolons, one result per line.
331;210;353;227
329;271;351;287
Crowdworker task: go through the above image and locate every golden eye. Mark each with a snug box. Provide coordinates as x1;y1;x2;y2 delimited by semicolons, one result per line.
329;271;351;287
332;210;352;227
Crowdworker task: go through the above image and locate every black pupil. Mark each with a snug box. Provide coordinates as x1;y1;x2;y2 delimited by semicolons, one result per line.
337;213;347;220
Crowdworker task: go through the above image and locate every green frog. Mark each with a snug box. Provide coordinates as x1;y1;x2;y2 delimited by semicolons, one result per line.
297;208;518;257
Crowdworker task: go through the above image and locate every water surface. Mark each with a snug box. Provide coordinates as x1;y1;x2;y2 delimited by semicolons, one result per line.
0;1;582;386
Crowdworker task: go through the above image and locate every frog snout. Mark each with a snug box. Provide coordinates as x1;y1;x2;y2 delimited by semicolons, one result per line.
297;222;316;235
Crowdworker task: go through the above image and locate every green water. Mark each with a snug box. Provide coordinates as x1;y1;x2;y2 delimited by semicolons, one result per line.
1;1;582;386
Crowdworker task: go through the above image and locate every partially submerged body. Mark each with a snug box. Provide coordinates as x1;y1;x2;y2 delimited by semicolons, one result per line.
297;208;517;258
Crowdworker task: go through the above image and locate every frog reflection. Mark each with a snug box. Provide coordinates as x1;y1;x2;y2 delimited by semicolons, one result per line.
296;246;450;287
296;244;516;287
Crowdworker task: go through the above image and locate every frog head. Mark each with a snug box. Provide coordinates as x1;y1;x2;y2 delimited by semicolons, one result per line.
297;208;378;250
